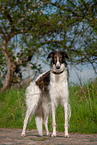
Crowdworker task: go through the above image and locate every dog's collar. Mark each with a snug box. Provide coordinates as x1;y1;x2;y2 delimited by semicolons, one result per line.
52;69;65;75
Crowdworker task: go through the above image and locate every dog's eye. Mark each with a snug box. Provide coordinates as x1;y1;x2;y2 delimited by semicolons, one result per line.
54;57;57;61
59;57;62;61
53;57;57;63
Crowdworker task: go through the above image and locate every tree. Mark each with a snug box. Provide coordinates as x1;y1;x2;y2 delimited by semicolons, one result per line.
0;0;97;91
41;0;97;71
0;0;46;90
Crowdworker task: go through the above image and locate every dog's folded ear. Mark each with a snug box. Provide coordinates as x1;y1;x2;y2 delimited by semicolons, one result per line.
60;51;69;59
47;51;54;59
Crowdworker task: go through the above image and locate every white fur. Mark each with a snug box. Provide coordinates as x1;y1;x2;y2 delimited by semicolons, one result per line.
21;52;71;137
21;82;41;136
49;70;68;106
49;69;70;137
35;117;43;136
21;75;50;137
26;82;41;111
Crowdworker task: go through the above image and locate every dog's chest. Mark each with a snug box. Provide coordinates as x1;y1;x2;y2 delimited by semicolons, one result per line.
49;72;68;98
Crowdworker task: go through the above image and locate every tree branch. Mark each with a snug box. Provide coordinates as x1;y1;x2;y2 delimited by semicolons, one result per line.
0;28;4;35
81;0;92;16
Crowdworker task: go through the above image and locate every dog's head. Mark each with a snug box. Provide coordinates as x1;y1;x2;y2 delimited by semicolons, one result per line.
47;51;68;73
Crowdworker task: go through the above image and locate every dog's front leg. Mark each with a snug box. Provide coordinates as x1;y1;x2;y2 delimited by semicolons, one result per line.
64;103;69;138
51;104;56;137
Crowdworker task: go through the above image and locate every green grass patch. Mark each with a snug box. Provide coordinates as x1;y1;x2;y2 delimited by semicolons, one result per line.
0;78;97;134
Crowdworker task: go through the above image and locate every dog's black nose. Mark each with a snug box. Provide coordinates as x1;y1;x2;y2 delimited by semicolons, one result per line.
56;66;60;69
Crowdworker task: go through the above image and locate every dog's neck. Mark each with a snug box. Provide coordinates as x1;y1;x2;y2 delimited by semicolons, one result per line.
51;69;65;75
50;69;67;83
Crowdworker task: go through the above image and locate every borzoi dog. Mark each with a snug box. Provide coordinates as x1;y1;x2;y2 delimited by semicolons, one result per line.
21;51;71;137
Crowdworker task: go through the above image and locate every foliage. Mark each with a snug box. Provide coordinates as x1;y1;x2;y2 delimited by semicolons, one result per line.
0;79;97;133
0;0;97;90
0;0;46;90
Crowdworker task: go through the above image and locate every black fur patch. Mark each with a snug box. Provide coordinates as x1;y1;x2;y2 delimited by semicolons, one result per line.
36;71;50;92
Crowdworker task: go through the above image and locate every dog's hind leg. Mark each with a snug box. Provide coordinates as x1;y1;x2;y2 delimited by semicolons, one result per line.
21;106;35;137
44;115;49;136
21;108;32;136
43;101;50;136
21;82;41;137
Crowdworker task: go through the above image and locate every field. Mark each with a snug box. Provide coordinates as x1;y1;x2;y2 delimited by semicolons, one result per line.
0;78;97;134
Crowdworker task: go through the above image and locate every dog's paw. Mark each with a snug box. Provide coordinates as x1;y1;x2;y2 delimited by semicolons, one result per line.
51;133;56;137
46;132;50;136
21;133;25;137
64;134;69;138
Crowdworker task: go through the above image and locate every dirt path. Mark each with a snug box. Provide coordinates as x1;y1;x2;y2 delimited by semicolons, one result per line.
0;128;97;145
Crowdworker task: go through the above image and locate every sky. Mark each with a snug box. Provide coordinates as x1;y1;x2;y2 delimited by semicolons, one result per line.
68;64;96;84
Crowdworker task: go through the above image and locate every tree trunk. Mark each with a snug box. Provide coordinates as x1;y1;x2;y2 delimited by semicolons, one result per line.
1;39;16;91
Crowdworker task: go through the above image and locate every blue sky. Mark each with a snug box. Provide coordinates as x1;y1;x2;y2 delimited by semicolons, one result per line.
69;64;96;84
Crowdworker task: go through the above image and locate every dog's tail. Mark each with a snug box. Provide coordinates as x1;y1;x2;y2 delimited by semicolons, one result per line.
26;82;41;113
35;116;43;136
26;82;43;136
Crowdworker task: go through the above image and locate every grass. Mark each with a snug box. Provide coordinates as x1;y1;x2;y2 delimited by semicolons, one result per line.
0;78;97;134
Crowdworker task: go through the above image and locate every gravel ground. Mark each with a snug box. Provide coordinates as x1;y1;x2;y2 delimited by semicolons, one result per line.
0;128;97;145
